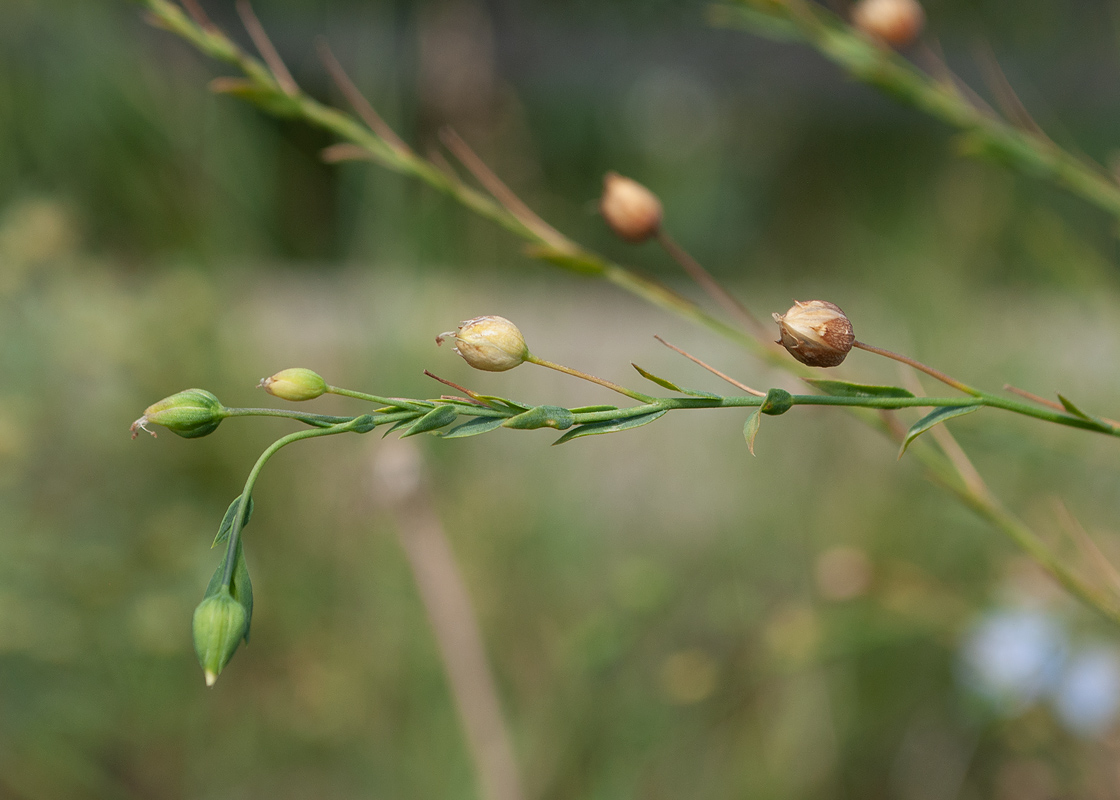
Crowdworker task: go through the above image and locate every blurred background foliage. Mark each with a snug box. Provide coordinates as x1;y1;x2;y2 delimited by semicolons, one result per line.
4;0;1120;797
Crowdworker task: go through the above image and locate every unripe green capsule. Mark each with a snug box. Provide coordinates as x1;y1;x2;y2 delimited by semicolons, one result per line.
192;588;248;687
130;389;227;439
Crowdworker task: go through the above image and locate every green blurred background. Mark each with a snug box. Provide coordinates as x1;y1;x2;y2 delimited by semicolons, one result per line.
5;0;1120;797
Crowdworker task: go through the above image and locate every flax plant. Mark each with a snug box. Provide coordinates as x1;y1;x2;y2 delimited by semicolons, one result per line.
131;0;1120;686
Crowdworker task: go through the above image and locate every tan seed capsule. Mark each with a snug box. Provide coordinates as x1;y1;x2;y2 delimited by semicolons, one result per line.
851;0;925;47
772;300;855;368
599;172;663;243
259;368;327;401
437;315;529;372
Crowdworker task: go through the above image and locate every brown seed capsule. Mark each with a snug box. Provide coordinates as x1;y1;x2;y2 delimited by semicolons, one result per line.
599;172;663;243
851;0;925;47
772;300;855;368
437;315;529;372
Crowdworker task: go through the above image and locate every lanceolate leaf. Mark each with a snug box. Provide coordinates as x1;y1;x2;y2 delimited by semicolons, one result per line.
552;410;667;445
632;364;682;392
899;406;981;458
474;395;530;412
441;417;507;439
631;364;718;398
743;409;762;455
1057;394;1105;425
202;539;254;643
804;379;914;399
381;417;417;438
401;405;459;437
212;495;254;547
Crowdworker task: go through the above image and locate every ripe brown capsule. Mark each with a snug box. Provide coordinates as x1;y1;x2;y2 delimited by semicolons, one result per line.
772;300;855;368
851;0;925;48
599;172;663;243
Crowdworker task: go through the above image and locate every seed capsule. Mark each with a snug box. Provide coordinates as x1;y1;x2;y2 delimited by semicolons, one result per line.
130;388;227;439
193;588;249;687
599;172;663;243
851;0;925;48
259;368;327;401
772;300;855;368
437;315;529;372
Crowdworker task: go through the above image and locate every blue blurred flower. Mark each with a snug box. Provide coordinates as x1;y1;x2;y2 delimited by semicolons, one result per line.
958;609;1068;711
1053;647;1120;736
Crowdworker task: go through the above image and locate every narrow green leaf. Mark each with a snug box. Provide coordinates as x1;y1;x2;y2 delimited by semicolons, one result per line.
231;542;253;643
201;540;253;643
1057;394;1105;425
743;409;762;456
569;405;619;414
503;405;576;430
632;364;682;392
474;395;530;412
401;404;459;437
212;495;253;547
381;417;417;438
552;410;667;445
804;379;914;399
442;417;507;438
899;406;981;458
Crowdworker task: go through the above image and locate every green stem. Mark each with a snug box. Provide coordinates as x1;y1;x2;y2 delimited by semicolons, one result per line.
224;407;357;427
713;0;1120;223
325;386;431;411
219;417;373;589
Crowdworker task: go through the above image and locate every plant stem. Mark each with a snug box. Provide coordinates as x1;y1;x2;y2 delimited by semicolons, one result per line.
712;0;1120;224
326;385;431;411
219;417;374;589
224;407;357;427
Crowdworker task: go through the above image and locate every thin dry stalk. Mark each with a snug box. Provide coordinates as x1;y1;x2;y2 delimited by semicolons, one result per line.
315;37;412;153
1052;497;1120;598
654;230;767;339
439;127;572;252
900;368;988;498
653;335;764;396
372;442;525;800
235;0;298;95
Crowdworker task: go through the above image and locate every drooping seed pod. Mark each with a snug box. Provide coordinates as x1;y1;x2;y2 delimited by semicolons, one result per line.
259;368;327;401
437;315;529;372
192;588;249;687
599;172;663;243
851;0;925;48
772;300;855;368
130;388;227;439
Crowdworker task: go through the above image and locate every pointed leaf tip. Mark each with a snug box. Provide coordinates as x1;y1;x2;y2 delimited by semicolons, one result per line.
743;409;761;456
899;405;981;458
